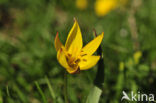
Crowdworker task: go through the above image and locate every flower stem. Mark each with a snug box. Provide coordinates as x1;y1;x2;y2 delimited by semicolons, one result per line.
64;71;68;103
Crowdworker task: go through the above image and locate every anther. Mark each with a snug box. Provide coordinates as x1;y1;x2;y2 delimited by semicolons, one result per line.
81;54;87;56
82;59;87;62
75;59;80;63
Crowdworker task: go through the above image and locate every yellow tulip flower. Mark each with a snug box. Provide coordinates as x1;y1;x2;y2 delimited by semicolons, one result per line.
94;0;117;17
55;19;104;74
76;0;88;10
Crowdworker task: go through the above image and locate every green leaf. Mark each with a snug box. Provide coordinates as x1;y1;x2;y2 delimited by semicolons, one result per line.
86;86;102;103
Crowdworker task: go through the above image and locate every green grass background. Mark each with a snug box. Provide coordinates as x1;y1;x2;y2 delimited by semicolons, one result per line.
0;0;156;103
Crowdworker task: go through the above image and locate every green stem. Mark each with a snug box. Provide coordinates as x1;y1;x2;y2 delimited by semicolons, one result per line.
64;71;68;103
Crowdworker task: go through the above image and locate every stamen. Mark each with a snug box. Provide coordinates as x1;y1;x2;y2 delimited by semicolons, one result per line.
82;59;87;62
60;48;63;52
69;63;77;68
66;56;69;62
67;53;72;57
75;59;80;63
81;54;87;56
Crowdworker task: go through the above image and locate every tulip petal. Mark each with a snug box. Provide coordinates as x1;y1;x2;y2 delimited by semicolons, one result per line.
79;55;100;70
65;19;83;58
81;32;104;56
57;48;68;68
55;32;63;51
57;48;79;74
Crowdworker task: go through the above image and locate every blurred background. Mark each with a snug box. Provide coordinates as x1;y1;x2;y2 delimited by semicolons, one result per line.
0;0;156;103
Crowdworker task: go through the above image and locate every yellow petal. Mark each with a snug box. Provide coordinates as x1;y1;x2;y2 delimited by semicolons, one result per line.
57;47;68;69
81;32;104;56
65;19;83;58
79;55;100;70
55;32;63;51
57;48;79;74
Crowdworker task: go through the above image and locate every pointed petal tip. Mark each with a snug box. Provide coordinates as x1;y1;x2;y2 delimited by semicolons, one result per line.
65;17;82;57
73;17;77;22
81;32;104;56
101;32;104;37
73;17;79;25
97;32;104;41
99;32;104;40
55;32;63;51
55;32;59;40
73;17;76;21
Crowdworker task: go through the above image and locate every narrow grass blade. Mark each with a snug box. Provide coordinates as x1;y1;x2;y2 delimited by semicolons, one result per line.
13;84;27;103
0;89;3;103
6;85;10;97
45;76;56;102
35;81;47;103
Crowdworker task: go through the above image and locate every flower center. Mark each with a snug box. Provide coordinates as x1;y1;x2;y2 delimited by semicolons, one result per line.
66;53;80;68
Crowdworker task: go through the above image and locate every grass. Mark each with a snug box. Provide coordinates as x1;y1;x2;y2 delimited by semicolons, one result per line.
0;0;156;103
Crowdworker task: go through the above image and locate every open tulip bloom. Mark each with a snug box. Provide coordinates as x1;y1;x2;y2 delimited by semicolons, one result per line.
55;19;104;74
